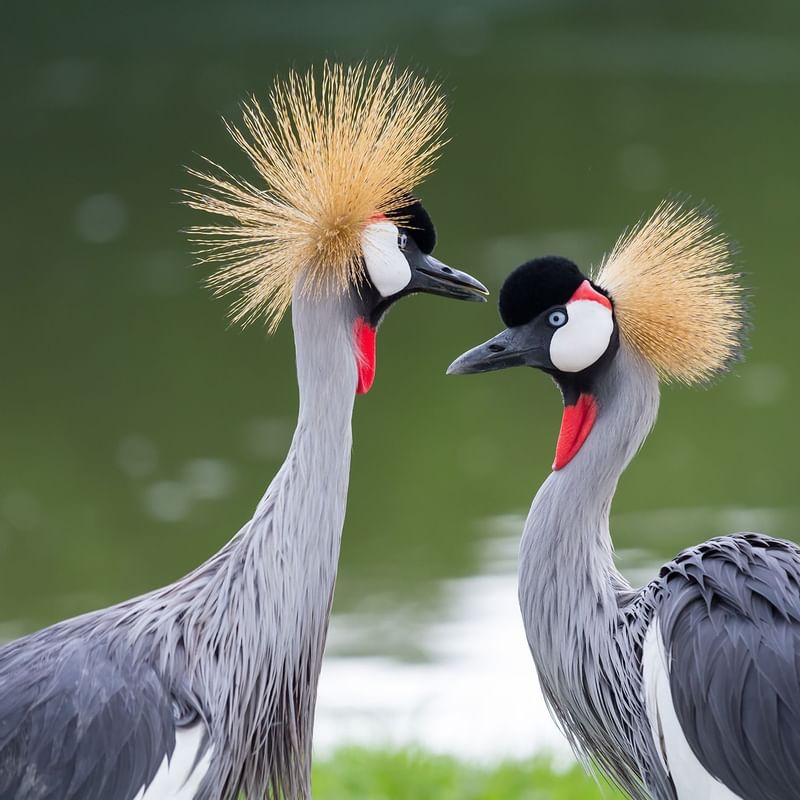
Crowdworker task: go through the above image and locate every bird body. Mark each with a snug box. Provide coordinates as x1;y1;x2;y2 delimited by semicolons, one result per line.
450;203;800;798
0;63;487;800
519;346;800;799
639;532;800;800
0;289;356;800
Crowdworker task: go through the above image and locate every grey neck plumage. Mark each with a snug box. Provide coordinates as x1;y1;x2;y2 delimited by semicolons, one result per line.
518;342;660;798
223;287;356;798
115;285;358;800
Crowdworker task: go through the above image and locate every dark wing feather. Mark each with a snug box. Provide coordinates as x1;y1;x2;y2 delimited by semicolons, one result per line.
658;533;800;800
0;636;185;800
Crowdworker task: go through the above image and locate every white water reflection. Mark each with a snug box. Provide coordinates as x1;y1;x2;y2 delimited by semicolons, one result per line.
317;571;567;760
315;532;570;761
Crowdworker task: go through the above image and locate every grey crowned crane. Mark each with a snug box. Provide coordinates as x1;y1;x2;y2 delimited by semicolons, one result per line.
448;202;799;800
0;63;487;800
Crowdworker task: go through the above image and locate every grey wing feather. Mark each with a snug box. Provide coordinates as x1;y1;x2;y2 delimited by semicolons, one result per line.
658;533;800;800
0;636;190;800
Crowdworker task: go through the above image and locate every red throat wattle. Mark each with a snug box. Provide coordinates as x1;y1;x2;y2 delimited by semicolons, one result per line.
553;393;597;470
354;317;377;394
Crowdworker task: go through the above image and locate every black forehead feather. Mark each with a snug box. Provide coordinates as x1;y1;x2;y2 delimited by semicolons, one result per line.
499;256;588;327
392;197;436;254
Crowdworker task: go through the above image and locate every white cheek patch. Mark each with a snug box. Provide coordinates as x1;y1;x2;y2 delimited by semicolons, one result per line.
361;221;412;297
549;300;614;372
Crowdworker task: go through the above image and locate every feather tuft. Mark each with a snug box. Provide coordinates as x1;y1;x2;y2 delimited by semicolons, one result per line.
594;200;748;384
184;61;447;330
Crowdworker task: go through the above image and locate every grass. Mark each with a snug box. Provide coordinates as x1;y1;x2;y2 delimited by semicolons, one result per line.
312;748;626;799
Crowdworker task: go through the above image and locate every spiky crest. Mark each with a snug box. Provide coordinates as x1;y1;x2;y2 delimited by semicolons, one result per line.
594;200;747;384
184;61;447;329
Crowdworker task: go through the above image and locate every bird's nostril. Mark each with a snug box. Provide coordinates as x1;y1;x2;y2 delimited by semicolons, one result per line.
441;266;453;274
488;344;505;353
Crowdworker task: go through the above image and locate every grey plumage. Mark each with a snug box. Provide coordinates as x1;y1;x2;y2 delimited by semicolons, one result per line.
0;638;181;800
0;288;357;800
654;533;800;800
518;341;800;799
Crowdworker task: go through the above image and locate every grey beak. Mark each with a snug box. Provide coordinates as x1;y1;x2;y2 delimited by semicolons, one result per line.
406;255;489;303
447;327;547;375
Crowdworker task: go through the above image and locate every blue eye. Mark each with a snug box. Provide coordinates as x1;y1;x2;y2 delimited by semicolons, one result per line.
548;308;568;327
397;232;408;250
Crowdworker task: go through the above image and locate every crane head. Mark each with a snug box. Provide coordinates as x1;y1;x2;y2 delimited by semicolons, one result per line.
352;195;487;393
448;256;619;469
184;60;487;394
183;61;490;327
358;197;488;317
448;200;747;470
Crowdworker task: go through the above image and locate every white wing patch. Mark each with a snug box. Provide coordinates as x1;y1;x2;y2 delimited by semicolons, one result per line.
135;722;213;800
361;221;412;297
549;300;613;373
642;620;743;800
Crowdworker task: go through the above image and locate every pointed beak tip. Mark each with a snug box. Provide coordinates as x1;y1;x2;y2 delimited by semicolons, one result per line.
458;281;489;304
448;276;489;303
446;355;469;376
414;256;489;303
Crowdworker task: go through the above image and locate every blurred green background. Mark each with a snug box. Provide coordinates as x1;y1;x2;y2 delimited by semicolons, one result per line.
1;0;798;697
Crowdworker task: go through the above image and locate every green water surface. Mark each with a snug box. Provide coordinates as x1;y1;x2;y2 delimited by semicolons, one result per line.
1;0;799;659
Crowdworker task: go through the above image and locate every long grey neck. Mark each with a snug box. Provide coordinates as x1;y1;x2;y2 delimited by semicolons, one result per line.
175;285;358;798
249;285;357;532
519;343;659;703
241;283;357;631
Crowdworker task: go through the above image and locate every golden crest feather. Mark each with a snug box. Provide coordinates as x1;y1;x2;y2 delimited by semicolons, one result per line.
184;61;447;330
594;200;747;384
